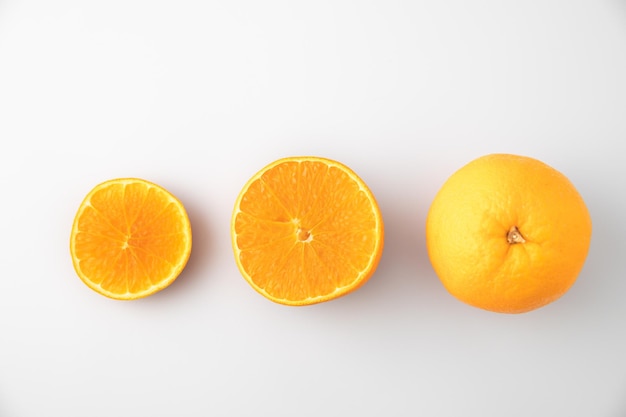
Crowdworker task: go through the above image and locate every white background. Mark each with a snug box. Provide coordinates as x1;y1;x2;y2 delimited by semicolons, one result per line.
1;0;625;416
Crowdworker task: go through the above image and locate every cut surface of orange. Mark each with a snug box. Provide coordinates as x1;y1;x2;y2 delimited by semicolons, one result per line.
231;156;384;306
426;153;592;314
70;178;192;300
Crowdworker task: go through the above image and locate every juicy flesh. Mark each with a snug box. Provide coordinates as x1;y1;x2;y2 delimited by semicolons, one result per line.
73;182;189;295
234;160;380;302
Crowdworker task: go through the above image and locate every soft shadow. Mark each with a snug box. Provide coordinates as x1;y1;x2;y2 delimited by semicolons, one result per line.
380;193;441;288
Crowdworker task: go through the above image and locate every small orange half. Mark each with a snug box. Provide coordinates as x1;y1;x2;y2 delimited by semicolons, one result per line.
231;156;384;306
70;178;192;300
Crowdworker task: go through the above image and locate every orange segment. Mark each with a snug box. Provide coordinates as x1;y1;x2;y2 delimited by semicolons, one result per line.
231;156;384;306
70;178;192;300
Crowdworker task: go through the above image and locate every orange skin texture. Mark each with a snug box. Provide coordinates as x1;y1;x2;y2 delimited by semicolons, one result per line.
426;154;592;314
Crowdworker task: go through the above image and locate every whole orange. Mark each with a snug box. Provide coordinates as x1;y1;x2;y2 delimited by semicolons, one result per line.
425;153;592;314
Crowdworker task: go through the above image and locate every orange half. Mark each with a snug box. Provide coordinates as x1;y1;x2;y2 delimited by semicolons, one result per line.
231;156;384;306
70;178;192;300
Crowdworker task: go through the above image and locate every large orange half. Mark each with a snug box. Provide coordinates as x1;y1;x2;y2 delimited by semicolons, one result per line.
231;156;384;306
70;178;192;300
